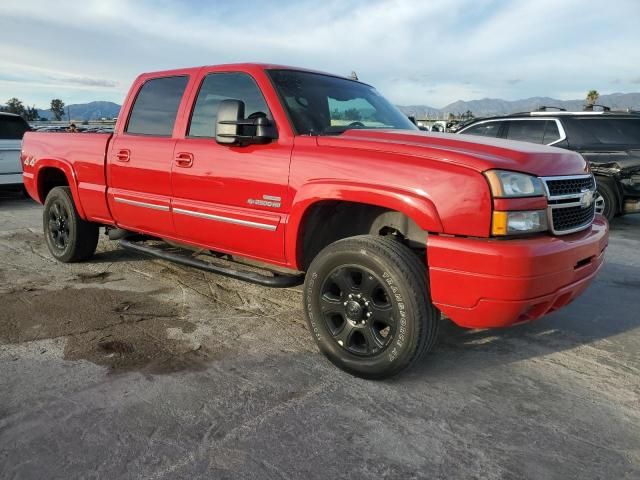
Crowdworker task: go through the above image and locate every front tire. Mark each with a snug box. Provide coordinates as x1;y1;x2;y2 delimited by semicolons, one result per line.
595;180;618;221
43;186;99;262
303;235;439;379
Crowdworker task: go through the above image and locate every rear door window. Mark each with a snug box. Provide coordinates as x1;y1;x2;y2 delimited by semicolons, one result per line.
461;121;502;137
542;121;562;144
505;120;546;143
0;115;30;139
126;76;189;136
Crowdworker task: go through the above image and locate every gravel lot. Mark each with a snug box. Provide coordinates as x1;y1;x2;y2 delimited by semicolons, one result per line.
1;191;639;480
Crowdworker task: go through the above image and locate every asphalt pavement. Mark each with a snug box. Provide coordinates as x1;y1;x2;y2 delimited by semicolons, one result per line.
1;191;638;479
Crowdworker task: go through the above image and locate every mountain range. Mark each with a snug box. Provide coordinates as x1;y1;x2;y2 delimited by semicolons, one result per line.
36;93;640;121
397;92;640;119
37;101;121;121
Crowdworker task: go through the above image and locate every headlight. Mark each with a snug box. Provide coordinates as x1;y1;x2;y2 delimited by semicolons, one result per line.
492;210;548;235
485;170;544;198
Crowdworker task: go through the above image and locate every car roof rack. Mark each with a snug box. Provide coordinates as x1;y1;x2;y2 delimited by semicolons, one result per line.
583;104;611;112
535;106;566;112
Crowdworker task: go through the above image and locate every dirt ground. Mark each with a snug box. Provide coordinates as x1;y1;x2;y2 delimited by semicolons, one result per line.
1;190;639;479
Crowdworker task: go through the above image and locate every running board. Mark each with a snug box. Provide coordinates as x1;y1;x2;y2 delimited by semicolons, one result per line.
119;239;304;288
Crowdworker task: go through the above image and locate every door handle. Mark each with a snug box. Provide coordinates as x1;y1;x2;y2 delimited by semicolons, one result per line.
116;149;130;162
175;152;194;168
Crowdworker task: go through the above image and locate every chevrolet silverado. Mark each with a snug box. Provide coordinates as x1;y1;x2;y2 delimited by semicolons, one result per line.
22;64;609;378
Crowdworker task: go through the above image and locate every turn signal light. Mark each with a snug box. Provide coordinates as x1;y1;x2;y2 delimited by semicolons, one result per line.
492;210;548;236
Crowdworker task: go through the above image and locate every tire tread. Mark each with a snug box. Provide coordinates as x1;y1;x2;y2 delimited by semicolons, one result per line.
43;187;98;262
305;235;439;379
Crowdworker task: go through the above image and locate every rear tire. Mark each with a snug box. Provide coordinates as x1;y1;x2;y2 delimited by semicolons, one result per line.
595;180;618;221
303;235;439;379
43;186;99;262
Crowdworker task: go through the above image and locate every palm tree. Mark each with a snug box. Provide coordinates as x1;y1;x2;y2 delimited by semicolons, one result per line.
586;90;600;106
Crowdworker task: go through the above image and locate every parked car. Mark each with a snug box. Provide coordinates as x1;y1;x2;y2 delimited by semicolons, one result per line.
21;64;608;378
457;108;640;220
0;112;30;187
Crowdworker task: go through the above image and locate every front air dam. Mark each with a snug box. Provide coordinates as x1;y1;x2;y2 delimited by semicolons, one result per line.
426;217;608;328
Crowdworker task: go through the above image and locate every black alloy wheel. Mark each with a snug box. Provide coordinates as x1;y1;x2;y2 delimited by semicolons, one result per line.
47;200;70;251
320;265;395;356
43;186;99;262
304;235;439;379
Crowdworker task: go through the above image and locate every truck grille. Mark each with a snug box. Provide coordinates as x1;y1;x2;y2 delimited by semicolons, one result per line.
545;176;595;196
542;175;596;235
551;203;596;232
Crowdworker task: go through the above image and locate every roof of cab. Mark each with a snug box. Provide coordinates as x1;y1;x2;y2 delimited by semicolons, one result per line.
136;63;369;85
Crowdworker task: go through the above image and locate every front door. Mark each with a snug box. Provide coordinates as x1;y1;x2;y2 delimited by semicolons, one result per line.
171;72;292;263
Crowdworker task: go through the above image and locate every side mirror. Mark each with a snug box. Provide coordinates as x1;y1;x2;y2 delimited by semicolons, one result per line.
216;99;277;146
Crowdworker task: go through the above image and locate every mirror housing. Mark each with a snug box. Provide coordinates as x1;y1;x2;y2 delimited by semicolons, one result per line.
215;99;277;146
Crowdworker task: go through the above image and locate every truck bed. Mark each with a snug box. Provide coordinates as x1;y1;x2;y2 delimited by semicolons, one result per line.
22;131;114;223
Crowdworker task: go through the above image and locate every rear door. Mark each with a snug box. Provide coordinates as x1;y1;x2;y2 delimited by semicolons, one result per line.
171;71;293;263
503;119;565;146
106;75;189;237
0;115;30;185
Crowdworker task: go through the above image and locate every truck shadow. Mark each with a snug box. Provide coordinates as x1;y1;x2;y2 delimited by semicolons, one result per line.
90;247;147;265
409;255;640;379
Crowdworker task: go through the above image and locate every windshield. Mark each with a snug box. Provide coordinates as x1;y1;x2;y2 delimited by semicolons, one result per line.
267;69;417;135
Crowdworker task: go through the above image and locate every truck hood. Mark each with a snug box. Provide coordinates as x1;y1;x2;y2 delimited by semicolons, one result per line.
316;130;589;177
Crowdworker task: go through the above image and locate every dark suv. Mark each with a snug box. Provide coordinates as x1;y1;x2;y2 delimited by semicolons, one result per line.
457;109;640;220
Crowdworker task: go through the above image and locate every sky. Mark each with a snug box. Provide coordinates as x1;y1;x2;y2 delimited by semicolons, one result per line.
1;0;639;109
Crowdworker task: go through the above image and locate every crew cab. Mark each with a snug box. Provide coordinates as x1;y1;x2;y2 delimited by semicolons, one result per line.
457;108;640;220
21;64;608;378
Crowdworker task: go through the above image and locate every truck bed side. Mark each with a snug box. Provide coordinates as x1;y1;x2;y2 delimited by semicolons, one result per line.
22;131;115;224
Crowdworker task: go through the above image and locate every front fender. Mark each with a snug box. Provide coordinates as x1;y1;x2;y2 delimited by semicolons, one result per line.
285;180;443;268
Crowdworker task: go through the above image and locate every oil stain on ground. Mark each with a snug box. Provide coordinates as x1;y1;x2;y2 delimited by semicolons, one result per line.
0;286;214;374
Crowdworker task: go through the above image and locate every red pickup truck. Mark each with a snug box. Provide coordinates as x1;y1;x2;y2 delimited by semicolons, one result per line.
22;64;608;378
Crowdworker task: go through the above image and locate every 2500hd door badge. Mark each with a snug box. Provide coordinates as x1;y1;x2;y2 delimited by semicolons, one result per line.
248;195;281;208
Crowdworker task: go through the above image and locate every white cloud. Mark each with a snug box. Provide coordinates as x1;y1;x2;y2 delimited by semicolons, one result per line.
0;0;638;107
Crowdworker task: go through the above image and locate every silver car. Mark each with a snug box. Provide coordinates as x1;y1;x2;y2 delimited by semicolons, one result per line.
0;113;30;186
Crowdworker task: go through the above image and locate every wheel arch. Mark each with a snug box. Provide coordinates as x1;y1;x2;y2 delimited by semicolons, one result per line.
287;182;443;270
594;174;623;215
34;159;87;219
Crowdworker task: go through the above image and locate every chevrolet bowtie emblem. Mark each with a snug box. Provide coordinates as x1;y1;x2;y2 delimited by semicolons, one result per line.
580;189;594;209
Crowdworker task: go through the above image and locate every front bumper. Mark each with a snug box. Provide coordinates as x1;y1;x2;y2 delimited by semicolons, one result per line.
427;216;609;328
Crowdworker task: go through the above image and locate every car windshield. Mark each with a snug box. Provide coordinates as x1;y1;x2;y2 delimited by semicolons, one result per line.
267;69;417;135
0;115;30;140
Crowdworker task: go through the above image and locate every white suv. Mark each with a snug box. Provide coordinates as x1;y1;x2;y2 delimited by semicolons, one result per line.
0;113;30;187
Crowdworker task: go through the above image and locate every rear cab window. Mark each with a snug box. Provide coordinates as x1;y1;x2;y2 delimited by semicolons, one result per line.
125;76;189;136
0;115;30;140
